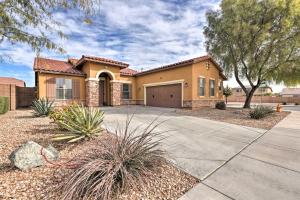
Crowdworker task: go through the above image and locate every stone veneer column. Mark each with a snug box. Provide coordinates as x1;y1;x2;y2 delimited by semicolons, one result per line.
110;81;121;106
86;80;99;107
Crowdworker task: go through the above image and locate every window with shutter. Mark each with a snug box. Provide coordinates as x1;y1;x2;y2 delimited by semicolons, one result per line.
46;77;56;100
72;79;80;99
56;78;73;99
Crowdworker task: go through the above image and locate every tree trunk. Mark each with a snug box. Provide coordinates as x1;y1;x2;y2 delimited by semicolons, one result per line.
225;96;228;104
243;87;258;108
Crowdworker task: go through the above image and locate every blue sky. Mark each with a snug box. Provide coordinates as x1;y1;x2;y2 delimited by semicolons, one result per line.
0;0;288;92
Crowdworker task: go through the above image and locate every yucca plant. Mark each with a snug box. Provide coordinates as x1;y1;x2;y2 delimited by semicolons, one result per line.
52;104;104;143
59;115;166;200
32;98;54;117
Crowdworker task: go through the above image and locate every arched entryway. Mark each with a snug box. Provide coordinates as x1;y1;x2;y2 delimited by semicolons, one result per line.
98;72;112;106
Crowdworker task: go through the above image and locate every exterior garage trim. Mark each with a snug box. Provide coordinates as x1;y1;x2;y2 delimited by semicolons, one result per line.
144;79;184;107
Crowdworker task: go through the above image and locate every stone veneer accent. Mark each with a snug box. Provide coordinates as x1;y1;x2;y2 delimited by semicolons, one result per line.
110;81;121;106
86;80;99;107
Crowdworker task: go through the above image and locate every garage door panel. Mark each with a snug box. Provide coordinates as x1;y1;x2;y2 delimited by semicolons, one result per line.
146;83;182;108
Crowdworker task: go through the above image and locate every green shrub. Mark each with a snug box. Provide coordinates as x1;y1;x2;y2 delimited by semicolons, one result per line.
249;106;274;119
32;98;54;117
49;103;78;129
52;104;104;143
0;97;9;114
215;101;226;110
282;102;287;105
295;102;299;105
60;116;165;200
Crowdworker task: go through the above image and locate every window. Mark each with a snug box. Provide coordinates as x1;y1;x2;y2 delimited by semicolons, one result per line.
56;78;72;99
219;81;223;91
210;79;215;96
122;83;131;99
198;77;205;96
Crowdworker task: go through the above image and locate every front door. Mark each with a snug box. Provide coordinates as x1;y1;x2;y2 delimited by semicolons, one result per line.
99;80;105;106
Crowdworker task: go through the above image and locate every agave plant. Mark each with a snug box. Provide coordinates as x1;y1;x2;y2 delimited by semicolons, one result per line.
52;104;104;143
32;98;54;117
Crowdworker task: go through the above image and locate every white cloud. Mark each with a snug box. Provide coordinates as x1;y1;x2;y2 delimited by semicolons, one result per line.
0;0;220;70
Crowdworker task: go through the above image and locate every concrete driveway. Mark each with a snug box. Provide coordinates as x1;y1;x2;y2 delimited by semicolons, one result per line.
102;106;266;180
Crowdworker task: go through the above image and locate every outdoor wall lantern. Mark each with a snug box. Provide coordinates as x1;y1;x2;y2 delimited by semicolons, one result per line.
184;82;189;87
205;62;210;70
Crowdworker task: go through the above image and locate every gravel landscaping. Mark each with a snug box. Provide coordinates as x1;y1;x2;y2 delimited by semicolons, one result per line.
0;109;198;200
176;107;290;130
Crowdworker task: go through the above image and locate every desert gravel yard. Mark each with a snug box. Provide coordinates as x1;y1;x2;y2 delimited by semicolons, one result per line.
0;109;197;200
176;108;290;130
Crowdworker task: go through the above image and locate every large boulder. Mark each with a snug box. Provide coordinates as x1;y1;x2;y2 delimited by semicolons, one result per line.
9;141;59;170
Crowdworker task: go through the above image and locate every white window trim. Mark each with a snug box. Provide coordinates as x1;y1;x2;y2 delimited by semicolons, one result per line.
56;78;72;100
143;79;184;107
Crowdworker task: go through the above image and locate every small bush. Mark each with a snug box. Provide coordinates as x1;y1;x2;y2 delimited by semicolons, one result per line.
49;103;78;129
0;97;9;114
60;116;166;200
282;102;287;105
52;104;104;143
215;101;226;110
249;106;274;119
32;98;54;117
295;102;299;105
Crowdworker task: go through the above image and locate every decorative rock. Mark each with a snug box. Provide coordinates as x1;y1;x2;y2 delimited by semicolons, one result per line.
9;141;59;170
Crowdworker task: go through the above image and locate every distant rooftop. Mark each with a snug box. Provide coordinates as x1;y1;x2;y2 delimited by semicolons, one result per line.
0;77;25;87
280;88;300;95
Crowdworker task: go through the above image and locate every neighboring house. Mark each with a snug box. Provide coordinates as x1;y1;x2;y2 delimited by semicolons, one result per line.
232;86;273;97
280;88;300;97
33;55;227;108
0;77;26;87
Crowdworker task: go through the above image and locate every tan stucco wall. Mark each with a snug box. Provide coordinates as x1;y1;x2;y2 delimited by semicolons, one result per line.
37;59;224;106
84;61;122;80
83;61;137;99
37;73;86;101
135;64;193;101
192;60;224;100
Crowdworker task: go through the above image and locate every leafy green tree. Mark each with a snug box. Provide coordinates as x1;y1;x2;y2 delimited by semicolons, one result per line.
223;85;232;104
204;0;300;108
0;0;100;60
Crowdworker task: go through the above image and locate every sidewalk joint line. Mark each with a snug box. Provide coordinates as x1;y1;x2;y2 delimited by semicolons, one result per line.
200;129;269;181
201;182;236;200
240;154;300;174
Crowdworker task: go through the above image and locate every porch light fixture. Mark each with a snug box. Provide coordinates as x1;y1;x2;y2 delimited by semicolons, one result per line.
205;62;210;70
184;82;189;87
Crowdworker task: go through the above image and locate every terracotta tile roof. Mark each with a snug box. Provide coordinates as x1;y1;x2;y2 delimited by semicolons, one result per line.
33;57;85;76
135;55;227;80
68;58;79;66
75;55;129;68
0;77;25;87
120;68;138;76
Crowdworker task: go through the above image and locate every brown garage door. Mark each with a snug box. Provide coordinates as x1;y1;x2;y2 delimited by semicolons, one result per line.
146;83;182;108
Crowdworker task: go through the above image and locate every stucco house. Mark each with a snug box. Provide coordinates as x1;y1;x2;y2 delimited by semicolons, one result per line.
33;55;227;108
232;85;273;97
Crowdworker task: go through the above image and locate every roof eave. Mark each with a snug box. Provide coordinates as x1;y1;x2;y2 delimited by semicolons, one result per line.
34;69;86;77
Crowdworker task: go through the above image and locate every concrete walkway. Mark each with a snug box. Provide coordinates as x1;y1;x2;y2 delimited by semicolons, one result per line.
102;106;266;179
179;111;300;200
